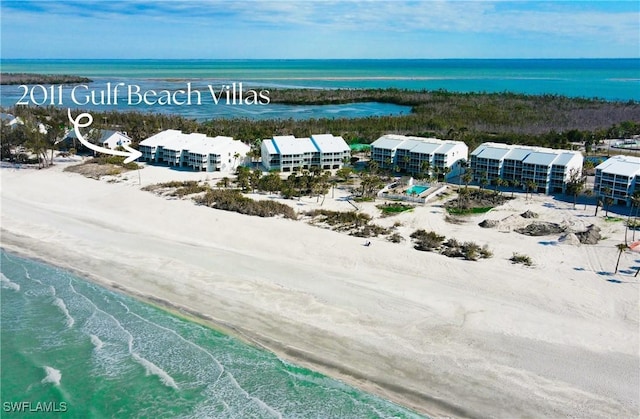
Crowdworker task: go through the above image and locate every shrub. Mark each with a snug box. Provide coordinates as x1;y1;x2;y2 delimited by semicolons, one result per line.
387;232;404;243
410;229;445;251
307;209;371;227
443;238;460;248
480;244;493;259
142;181;207;197
428;237;494;261
461;241;481;261
510;253;533;266
172;184;209;197
377;203;414;216
194;189;297;219
351;224;392;238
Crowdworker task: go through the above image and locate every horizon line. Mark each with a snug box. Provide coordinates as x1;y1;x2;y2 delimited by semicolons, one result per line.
2;57;639;61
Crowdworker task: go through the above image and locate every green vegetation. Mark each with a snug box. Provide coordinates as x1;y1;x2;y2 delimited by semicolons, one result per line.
94;155;140;170
446;189;513;215
307;209;371;229
387;232;404;243
410;230;446;251
410;229;492;261
3;89;640;166
306;209;393;238
377;202;415;216
614;243;628;274
510;253;533;267
0;73;92;85
627;219;640;230
142;181;209;197
604;216;625;222
565;168;586;209
446;206;494;215
63;156;140;179
144;181;297;219
194;189;297;219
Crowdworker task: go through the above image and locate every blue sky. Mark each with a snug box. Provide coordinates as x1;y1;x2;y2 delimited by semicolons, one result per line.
1;1;638;59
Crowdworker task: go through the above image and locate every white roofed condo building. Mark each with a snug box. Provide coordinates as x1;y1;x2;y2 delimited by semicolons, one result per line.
369;135;468;181
187;136;244;172
139;130;249;172
63;129;132;151
138;129;181;162
594;155;640;206
260;134;350;172
469;143;583;194
100;131;132;150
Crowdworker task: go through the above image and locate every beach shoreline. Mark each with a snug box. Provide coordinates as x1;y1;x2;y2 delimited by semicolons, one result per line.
1;163;638;418
0;235;449;418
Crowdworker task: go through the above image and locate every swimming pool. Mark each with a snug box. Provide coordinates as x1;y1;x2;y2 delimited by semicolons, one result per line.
406;185;428;195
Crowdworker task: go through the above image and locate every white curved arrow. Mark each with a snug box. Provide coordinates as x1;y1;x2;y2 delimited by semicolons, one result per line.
67;109;141;164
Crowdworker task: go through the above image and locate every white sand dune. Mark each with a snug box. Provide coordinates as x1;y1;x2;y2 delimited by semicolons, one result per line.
1;162;638;418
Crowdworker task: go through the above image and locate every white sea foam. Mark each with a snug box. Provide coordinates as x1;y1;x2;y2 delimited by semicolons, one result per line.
41;366;62;386
53;297;75;328
122;303;225;384
132;353;179;390
90;334;104;350
23;266;43;284
226;372;283;418
1;272;20;291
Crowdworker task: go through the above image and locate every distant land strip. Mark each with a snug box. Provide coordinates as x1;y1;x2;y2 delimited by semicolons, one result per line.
0;73;92;85
267;87;635;107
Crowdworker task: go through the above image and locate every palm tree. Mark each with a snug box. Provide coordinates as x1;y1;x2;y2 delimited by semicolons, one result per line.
509;178;521;198
479;172;488;191
630;190;640;241
402;155;410;172
432;166;442;183
23;118;49;168
601;187;613;217
457;187;470;209
217;177;230;189
457;160;468;187
595;198;603;217
420;160;431;181
368;160;379;175
235;166;251;191
383;157;392;171
565;168;585;209
525;180;538;201
440;166;451;182
493;177;506;196
614;243;628;274
250;169;261;192
583;188;593;211
462;171;473;192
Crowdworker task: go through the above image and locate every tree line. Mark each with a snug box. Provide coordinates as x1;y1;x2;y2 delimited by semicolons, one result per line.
2;88;639;164
0;73;92;85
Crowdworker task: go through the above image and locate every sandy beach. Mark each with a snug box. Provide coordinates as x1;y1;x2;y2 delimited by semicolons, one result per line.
1;161;638;418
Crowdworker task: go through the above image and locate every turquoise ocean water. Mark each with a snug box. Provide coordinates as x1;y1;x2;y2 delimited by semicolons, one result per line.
1;59;638;120
1;250;423;418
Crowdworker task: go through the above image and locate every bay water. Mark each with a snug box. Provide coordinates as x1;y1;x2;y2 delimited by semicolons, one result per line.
1;59;637;121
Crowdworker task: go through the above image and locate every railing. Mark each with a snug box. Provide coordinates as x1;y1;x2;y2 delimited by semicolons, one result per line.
377;183;448;204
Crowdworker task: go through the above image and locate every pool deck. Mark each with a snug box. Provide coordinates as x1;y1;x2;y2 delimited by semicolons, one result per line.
378;182;447;204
